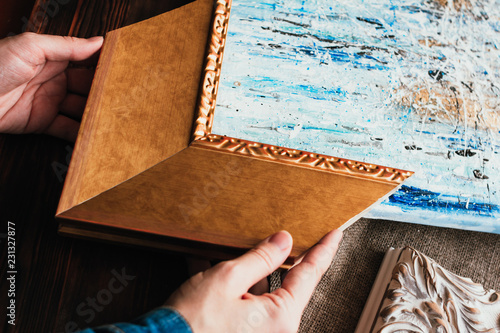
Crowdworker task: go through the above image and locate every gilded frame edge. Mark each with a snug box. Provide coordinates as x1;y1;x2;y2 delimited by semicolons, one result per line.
192;0;413;184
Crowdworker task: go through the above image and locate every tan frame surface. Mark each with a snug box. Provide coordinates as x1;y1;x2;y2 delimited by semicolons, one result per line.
56;0;413;262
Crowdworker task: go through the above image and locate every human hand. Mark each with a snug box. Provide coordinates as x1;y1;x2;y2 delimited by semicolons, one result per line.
0;32;103;142
167;229;343;333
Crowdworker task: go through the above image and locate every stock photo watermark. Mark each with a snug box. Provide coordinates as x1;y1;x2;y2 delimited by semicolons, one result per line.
237;303;269;333
7;0;76;37
5;221;17;325
178;158;241;224
63;267;136;332
52;145;73;182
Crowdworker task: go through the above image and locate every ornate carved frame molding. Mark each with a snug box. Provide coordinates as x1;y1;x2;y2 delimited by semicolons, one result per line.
356;247;500;332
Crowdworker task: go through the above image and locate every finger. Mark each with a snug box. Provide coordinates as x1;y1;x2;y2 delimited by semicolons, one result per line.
60;93;87;120
248;277;269;296
43;114;80;142
66;67;95;95
39;34;103;62
15;33;103;64
278;230;342;310
230;231;292;293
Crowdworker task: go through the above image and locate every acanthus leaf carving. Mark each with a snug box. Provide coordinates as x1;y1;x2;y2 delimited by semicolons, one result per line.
376;247;500;333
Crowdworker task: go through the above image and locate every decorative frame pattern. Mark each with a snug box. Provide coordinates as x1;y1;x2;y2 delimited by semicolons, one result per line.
192;0;411;184
192;0;231;140
193;135;412;182
356;247;500;333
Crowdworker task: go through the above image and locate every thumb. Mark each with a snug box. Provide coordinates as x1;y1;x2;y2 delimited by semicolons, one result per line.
230;231;292;294
13;33;104;64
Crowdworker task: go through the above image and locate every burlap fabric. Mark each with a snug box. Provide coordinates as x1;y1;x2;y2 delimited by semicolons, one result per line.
283;218;500;332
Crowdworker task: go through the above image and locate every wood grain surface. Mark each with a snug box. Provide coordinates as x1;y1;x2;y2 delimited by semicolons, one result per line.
0;1;195;332
59;145;397;259
57;0;213;213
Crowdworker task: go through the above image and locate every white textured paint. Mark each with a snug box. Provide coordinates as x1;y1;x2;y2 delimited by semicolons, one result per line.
213;0;500;232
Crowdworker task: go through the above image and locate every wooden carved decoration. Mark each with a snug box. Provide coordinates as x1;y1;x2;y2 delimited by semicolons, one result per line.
56;0;413;262
356;247;500;332
192;0;231;140
194;135;412;182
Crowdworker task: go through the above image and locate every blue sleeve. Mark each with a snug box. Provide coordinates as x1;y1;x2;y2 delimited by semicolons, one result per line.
78;307;193;333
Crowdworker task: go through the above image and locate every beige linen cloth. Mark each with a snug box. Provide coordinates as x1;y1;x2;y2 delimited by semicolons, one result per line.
269;218;500;332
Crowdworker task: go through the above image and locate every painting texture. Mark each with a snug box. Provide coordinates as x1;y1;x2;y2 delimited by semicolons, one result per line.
212;0;500;233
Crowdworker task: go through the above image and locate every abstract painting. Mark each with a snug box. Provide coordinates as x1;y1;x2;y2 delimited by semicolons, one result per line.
212;0;500;233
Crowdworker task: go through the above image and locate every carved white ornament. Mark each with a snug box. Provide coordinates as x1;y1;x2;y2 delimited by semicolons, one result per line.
356;247;500;333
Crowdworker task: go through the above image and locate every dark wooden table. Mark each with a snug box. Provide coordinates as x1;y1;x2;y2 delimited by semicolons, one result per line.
0;1;195;332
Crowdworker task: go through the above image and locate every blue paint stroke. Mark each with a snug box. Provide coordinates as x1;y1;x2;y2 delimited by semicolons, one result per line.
390;185;500;216
213;0;500;233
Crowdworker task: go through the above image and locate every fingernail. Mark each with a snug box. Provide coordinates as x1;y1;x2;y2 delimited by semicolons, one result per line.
269;231;291;251
88;36;104;42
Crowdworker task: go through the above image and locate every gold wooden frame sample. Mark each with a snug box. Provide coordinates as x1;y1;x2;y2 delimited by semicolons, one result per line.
56;0;413;262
